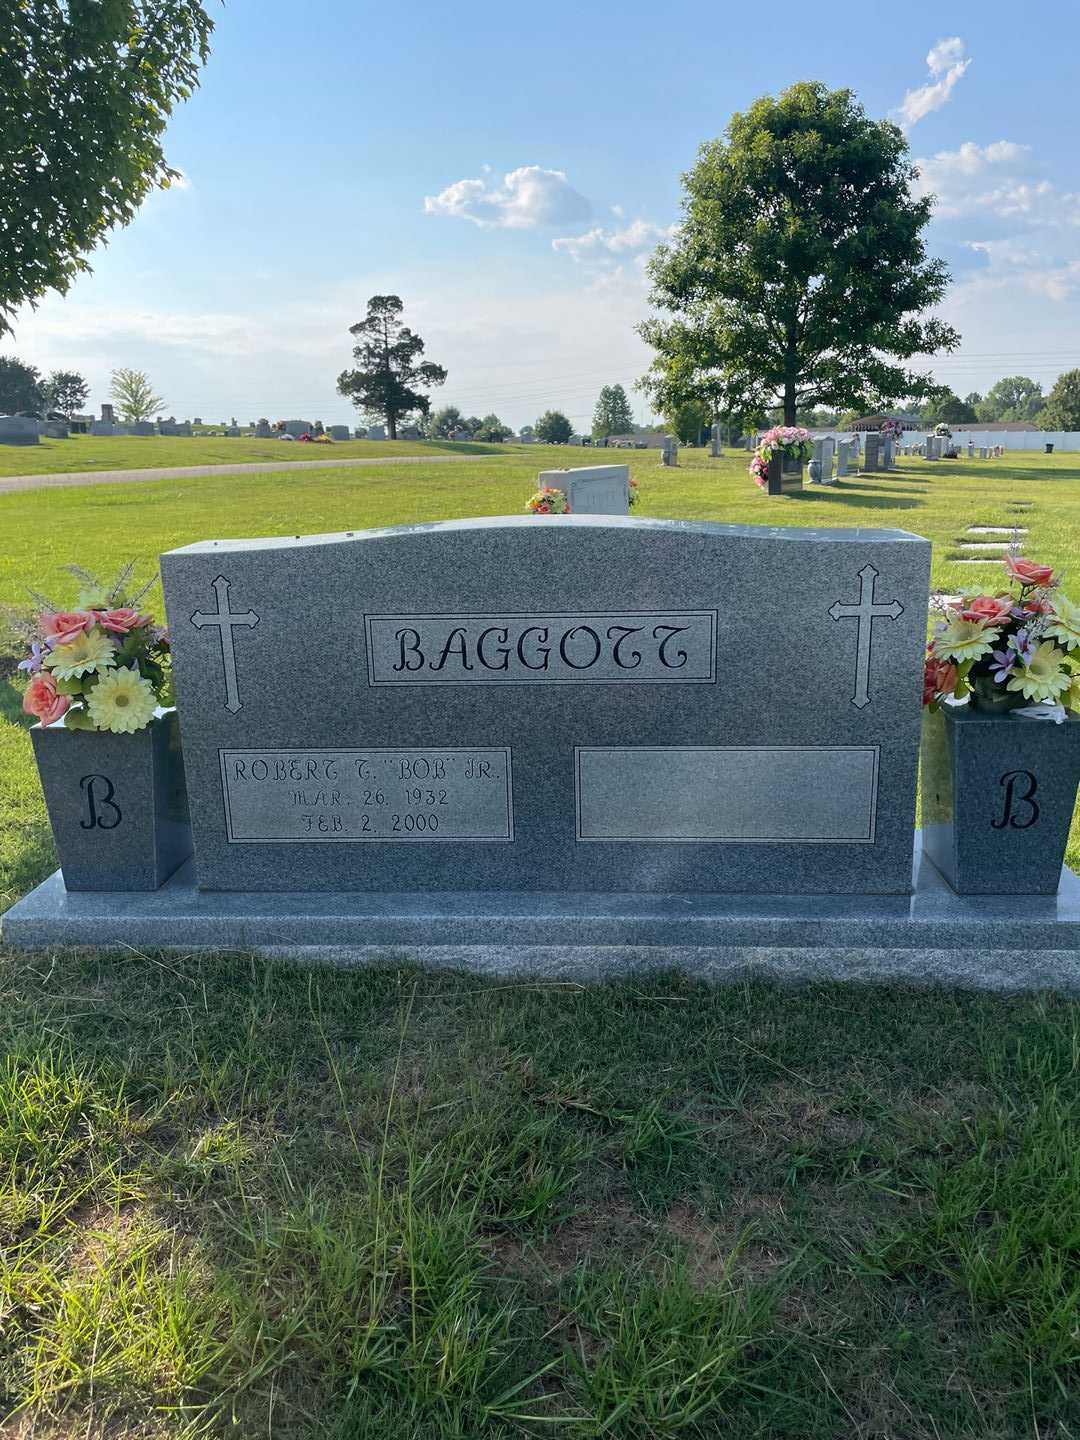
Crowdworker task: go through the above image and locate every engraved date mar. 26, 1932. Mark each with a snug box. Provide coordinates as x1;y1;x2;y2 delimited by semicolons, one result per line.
219;748;513;842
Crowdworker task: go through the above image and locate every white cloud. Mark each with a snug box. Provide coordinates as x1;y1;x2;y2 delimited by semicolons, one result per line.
168;168;192;190
965;240;1080;302
552;218;674;262
423;165;590;229
896;37;971;129
913;139;1080;229
9;263;656;431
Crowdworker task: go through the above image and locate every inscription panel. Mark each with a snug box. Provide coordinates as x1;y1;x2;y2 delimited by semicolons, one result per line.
221;748;513;843
576;746;879;843
365;612;717;685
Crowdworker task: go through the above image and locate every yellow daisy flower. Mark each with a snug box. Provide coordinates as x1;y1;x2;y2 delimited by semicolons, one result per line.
934;616;996;664
1006;641;1072;702
1045;593;1080;652
43;627;116;680
86;668;158;733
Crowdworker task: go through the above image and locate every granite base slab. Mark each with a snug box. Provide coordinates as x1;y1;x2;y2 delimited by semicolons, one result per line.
3;836;1080;992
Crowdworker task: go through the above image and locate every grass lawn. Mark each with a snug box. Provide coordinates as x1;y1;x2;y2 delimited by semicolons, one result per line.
2;446;1080;1436
0;433;509;476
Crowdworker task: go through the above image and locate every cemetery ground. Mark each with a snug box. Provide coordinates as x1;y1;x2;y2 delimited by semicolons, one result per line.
0;433;502;479
1;448;1080;1436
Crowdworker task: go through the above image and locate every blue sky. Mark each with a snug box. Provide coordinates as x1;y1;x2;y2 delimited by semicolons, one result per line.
11;0;1080;428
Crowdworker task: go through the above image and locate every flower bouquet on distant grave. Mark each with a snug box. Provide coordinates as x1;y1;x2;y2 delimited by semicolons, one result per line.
934;422;953;439
879;419;903;441
525;485;571;514
19;564;172;733
629;477;640;507
749;426;811;489
923;553;1080;714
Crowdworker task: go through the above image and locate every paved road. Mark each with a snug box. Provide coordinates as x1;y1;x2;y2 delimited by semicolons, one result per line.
0;452;491;495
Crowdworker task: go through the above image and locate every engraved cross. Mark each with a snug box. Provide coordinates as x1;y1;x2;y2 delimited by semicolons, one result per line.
190;576;259;714
828;564;903;710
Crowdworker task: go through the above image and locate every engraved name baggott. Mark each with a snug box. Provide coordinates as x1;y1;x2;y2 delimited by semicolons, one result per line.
364;612;717;685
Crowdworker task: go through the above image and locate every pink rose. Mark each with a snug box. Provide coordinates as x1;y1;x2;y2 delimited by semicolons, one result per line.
22;672;70;726
960;595;1013;625
1003;556;1055;588
99;608;152;634
41;611;93;646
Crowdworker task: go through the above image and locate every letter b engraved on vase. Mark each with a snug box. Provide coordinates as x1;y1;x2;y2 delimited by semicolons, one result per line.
79;774;122;830
991;769;1040;830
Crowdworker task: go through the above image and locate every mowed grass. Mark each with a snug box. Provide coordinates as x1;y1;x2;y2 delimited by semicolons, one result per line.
3;447;1080;1435
0;432;507;476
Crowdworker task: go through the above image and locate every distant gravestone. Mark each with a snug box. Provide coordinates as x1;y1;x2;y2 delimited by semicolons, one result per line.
710;425;721;457
835;440;854;477
40;419;69;439
540;464;629;515
863;434;881;472
90;421;117;436
367;425;386;440
660;436;679;466
255;421;272;438
100;403;115;423
0;415;41;446
159;516;931;897
130;421;154;436
283;419;313;438
329;425;350;441
811;438;835;483
399;426;422;440
882;438;895;469
926;437;940;460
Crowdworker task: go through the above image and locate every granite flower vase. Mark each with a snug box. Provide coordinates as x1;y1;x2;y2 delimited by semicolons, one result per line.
766;453;803;495
30;708;192;891
920;704;1080;895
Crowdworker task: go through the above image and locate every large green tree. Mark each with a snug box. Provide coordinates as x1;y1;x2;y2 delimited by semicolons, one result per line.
44;369;89;415
473;413;513;442
592;383;635;439
665;399;710;444
1;1;213;335
0;355;45;413
976;375;1044;424
337;296;447;440
639;82;959;427
109;367;163;422
429;405;465;438
1041;370;1080;431
923;388;977;425
534;410;573;444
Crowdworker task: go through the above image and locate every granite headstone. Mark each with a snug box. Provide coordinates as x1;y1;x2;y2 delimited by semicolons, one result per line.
540;465;629;516
160;516;930;897
0;416;41;446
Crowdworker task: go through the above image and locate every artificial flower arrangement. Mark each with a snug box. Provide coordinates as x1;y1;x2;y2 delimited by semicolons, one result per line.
934;422;953;438
628;477;640;508
879;419;904;441
749;426;812;488
923;554;1080;712
525;485;571;514
19;564;172;733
